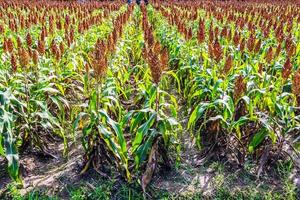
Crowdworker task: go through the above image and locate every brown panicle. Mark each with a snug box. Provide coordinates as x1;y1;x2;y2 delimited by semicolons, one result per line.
234;75;246;102
50;40;57;55
37;39;45;55
160;47;169;71
209;24;214;43
292;69;300;106
247;34;255;52
92;42;108;78
0;24;4;34
32;50;39;65
11;54;17;72
59;42;65;55
3;38;8;53
221;27;227;38
223;55;233;75
197;19;205;43
282;58;292;80
148;49;162;85
213;39;222;63
40;28;47;41
7;38;14;53
17;36;22;48
26;33;32;48
275;43;281;58
265;47;273;64
19;48;30;67
233;31;240;47
258;63;263;75
287;43;296;58
154;42;161;54
85;63;89;74
254;39;261;54
240;38;245;53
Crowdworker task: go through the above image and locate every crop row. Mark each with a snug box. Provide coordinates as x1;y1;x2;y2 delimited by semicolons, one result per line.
0;1;299;193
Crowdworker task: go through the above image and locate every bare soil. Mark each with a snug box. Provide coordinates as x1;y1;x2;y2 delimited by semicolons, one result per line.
1;132;300;199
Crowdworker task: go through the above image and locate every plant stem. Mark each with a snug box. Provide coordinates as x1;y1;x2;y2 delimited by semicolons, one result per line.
96;76;102;111
24;67;31;143
155;85;159;113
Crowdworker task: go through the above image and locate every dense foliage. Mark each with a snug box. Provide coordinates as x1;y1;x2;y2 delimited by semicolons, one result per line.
0;0;299;193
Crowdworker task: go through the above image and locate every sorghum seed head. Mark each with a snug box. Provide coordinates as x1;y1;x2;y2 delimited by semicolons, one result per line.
258;63;263;75
223;55;233;75
19;48;30;67
59;42;64;55
292;69;300;106
11;54;17;72
198;19;205;43
282;58;292;80
275;43;281;58
254;39;261;54
234;75;246;101
26;33;32;47
37;39;45;55
213;39;222;63
265;47;273;63
17;36;22;48
160;48;169;71
32;50;39;65
7;38;14;53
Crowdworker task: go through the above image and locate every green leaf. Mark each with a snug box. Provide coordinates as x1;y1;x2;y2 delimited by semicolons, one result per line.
89;91;98;112
134;129;157;167
98;124;121;160
1;111;22;184
0;134;4;156
73;112;87;136
132;112;157;153
188;103;208;130
121;110;135;127
99;110;128;157
248;128;268;153
130;111;145;132
164;70;181;93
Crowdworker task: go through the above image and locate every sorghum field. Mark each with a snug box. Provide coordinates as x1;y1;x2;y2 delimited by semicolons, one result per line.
0;0;300;199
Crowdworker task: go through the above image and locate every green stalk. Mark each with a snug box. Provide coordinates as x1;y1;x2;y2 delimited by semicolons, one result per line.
155;85;160;113
24;66;30;143
96;76;102;112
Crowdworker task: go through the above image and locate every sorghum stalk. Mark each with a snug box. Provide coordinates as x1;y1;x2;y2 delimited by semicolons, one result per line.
96;76;101;111
19;49;31;141
85;63;90;95
155;85;160;113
